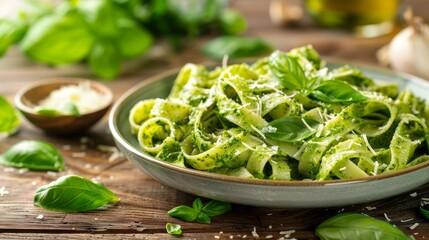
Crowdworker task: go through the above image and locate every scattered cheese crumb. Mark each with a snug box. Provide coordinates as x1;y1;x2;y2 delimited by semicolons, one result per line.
36;214;44;220
242;235;247;238
251;227;259;238
0;187;10;197
410;223;419;230
365;206;377;211
94;218;98;221
31;181;37;186
266;213;273;216
18;168;28;174
230;235;234;239
3;168;15;172
279;230;295;237
219;231;223;234
214;236;220;239
384;213;391;222
265;235;273;239
84;163;92;169
400;218;414;223
414;232;419;235
268;225;272;229
410;192;418;197
97;144;123;162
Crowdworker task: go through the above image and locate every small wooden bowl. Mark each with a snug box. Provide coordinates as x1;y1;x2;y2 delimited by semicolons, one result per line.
15;78;113;135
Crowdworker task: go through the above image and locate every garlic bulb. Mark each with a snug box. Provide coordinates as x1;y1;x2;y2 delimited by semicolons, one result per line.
378;9;429;80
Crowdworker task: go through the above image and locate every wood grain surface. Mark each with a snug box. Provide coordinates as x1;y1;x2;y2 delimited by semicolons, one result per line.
1;0;429;239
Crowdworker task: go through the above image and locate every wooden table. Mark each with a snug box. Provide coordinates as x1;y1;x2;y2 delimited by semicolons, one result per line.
1;0;429;239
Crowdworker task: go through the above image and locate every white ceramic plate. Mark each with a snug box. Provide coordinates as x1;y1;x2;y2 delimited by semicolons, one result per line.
109;62;429;208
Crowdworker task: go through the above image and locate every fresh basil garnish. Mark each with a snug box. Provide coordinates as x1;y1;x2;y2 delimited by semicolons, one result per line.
316;213;412;240
420;204;429;220
311;80;368;103
168;198;231;224
88;39;121;80
166;223;182;236
35;102;80;117
264;116;321;142
202;36;273;60
0;96;20;135
0;140;64;171
269;50;315;96
34;175;120;212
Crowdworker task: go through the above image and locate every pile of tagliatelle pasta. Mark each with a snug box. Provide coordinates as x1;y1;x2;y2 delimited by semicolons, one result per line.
129;45;429;181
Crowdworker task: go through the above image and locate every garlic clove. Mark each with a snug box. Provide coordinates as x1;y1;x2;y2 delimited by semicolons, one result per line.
378;8;429;80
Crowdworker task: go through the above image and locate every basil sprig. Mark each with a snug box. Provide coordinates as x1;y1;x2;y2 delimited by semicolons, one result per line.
168;198;231;224
316;213;412;240
269;51;367;103
0;96;20;135
0;140;64;171
34;175;120;212
263;116;321;142
166;223;182;236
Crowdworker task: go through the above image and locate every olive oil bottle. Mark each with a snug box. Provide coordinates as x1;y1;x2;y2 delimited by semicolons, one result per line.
305;0;401;28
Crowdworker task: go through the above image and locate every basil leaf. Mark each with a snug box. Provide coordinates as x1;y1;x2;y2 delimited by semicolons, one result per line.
34;175;120;212
0;96;20;135
269;50;310;95
168;205;198;222
0;18;27;57
89;39;121;80
420;205;429;220
78;0;122;37
219;10;247;35
192;197;203;211
35;102;80;117
166;223;182;236
116;20;153;59
21;10;94;65
0;140;64;171
315;213;412;240
200;200;232;217
195;212;211;224
202;36;273;60
264;116;321;142
311;80;368;103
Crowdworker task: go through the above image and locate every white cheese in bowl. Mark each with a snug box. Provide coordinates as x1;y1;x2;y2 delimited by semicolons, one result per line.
37;82;109;114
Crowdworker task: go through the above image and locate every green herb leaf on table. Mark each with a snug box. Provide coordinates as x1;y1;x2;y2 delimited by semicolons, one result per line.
168;198;232;224
315;212;412;240
0;140;64;171
420;204;429;220
311;80;368;103
269;50;312;96
34;175;120;212
21;10;94;66
78;0;122;37
202;36;273;60
0;96;20;135
264;116;322;142
166;223;182;236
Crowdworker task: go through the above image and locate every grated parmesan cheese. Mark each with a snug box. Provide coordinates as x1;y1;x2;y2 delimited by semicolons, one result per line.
410;223;419;230
36;214;44;220
37;82;109;114
251;227;259;238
